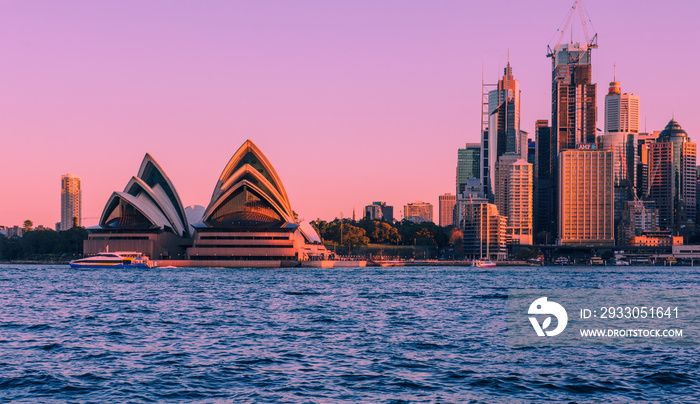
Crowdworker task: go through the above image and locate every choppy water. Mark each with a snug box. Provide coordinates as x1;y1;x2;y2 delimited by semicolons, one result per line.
0;264;698;403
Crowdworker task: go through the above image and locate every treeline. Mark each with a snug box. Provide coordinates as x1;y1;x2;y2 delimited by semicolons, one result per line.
0;227;88;261
310;217;457;249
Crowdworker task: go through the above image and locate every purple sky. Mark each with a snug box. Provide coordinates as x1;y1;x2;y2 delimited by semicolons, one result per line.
1;0;698;228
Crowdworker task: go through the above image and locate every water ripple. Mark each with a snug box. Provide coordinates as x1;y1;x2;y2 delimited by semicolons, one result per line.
0;264;698;402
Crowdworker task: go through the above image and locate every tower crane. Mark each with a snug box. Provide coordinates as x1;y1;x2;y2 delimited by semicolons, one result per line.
547;0;598;58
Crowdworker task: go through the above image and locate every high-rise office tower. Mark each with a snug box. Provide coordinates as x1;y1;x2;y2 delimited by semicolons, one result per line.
550;42;597;150
558;150;615;245
486;62;525;196
61;174;82;230
648;119;696;232
636;131;660;200
527;139;536;167
534;120;556;243
495;154;533;245
456;143;481;197
598;78;640;241
597;133;637;224
605;79;640;134
455;197;507;261
439;193;456;227
545;1;599;243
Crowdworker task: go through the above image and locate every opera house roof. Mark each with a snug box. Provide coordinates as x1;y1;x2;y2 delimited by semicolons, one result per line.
91;140;323;245
196;140;321;243
93;154;190;237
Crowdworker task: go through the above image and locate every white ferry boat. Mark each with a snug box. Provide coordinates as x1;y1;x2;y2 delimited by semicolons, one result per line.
69;252;154;269
472;259;496;268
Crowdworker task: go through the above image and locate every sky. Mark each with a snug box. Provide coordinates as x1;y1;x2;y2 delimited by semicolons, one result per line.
1;0;699;228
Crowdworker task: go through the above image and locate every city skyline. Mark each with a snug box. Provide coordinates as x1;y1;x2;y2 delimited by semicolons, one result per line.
1;1;699;228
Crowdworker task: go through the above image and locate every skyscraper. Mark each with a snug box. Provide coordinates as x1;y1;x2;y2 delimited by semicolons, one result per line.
456;143;481;197
604;78;640;134
495;154;533;245
596;77;639;244
597;132;637;231
534;120;556;243
61;174;82;230
455;197;507;261
550;42;597;150
544;1;599;243
558;150;615;246
439;193;456;227
647;119;696;233
486;62;525;196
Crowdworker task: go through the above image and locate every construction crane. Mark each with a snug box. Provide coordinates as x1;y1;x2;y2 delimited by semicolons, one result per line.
547;0;598;58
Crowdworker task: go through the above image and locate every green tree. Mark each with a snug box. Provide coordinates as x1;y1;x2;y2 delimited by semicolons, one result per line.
310;219;329;242
415;227;435;246
323;220;369;247
372;221;400;244
341;224;369;247
0;235;22;260
23;220;33;233
21;229;61;256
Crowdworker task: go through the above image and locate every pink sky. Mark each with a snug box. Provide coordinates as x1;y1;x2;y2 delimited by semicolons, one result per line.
1;0;698;228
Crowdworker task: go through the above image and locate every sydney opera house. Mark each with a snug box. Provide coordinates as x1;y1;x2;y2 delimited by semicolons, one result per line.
85;140;332;266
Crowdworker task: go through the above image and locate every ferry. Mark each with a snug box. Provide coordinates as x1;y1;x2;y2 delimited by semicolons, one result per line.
69;252;154;269
472;259;496;268
589;255;605;266
553;256;570;265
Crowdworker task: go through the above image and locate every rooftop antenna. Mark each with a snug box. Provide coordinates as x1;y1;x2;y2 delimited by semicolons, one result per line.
613;64;616;81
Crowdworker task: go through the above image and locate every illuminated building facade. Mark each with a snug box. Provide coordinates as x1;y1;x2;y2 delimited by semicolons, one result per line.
457;143;481;197
647;119;696;233
439;193;456;227
495;154;533;245
61;174;82;230
404;201;433;223
455;198;506;261
558;149;614;246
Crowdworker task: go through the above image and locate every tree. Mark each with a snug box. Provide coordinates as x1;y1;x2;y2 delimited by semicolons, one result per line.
371;221;400;244
0;235;22;260
415;228;435;246
322;220;369;247
310;219;329;242
23;220;33;233
21;229;61;256
341;224;369;247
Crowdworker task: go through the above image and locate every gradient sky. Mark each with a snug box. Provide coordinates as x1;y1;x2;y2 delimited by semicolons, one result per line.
1;0;698;228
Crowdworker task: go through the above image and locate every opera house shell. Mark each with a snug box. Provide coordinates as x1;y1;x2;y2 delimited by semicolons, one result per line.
186;140;330;263
84;153;191;259
85;140;330;265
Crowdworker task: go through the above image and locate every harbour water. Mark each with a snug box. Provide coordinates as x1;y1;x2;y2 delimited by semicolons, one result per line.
0;264;698;402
